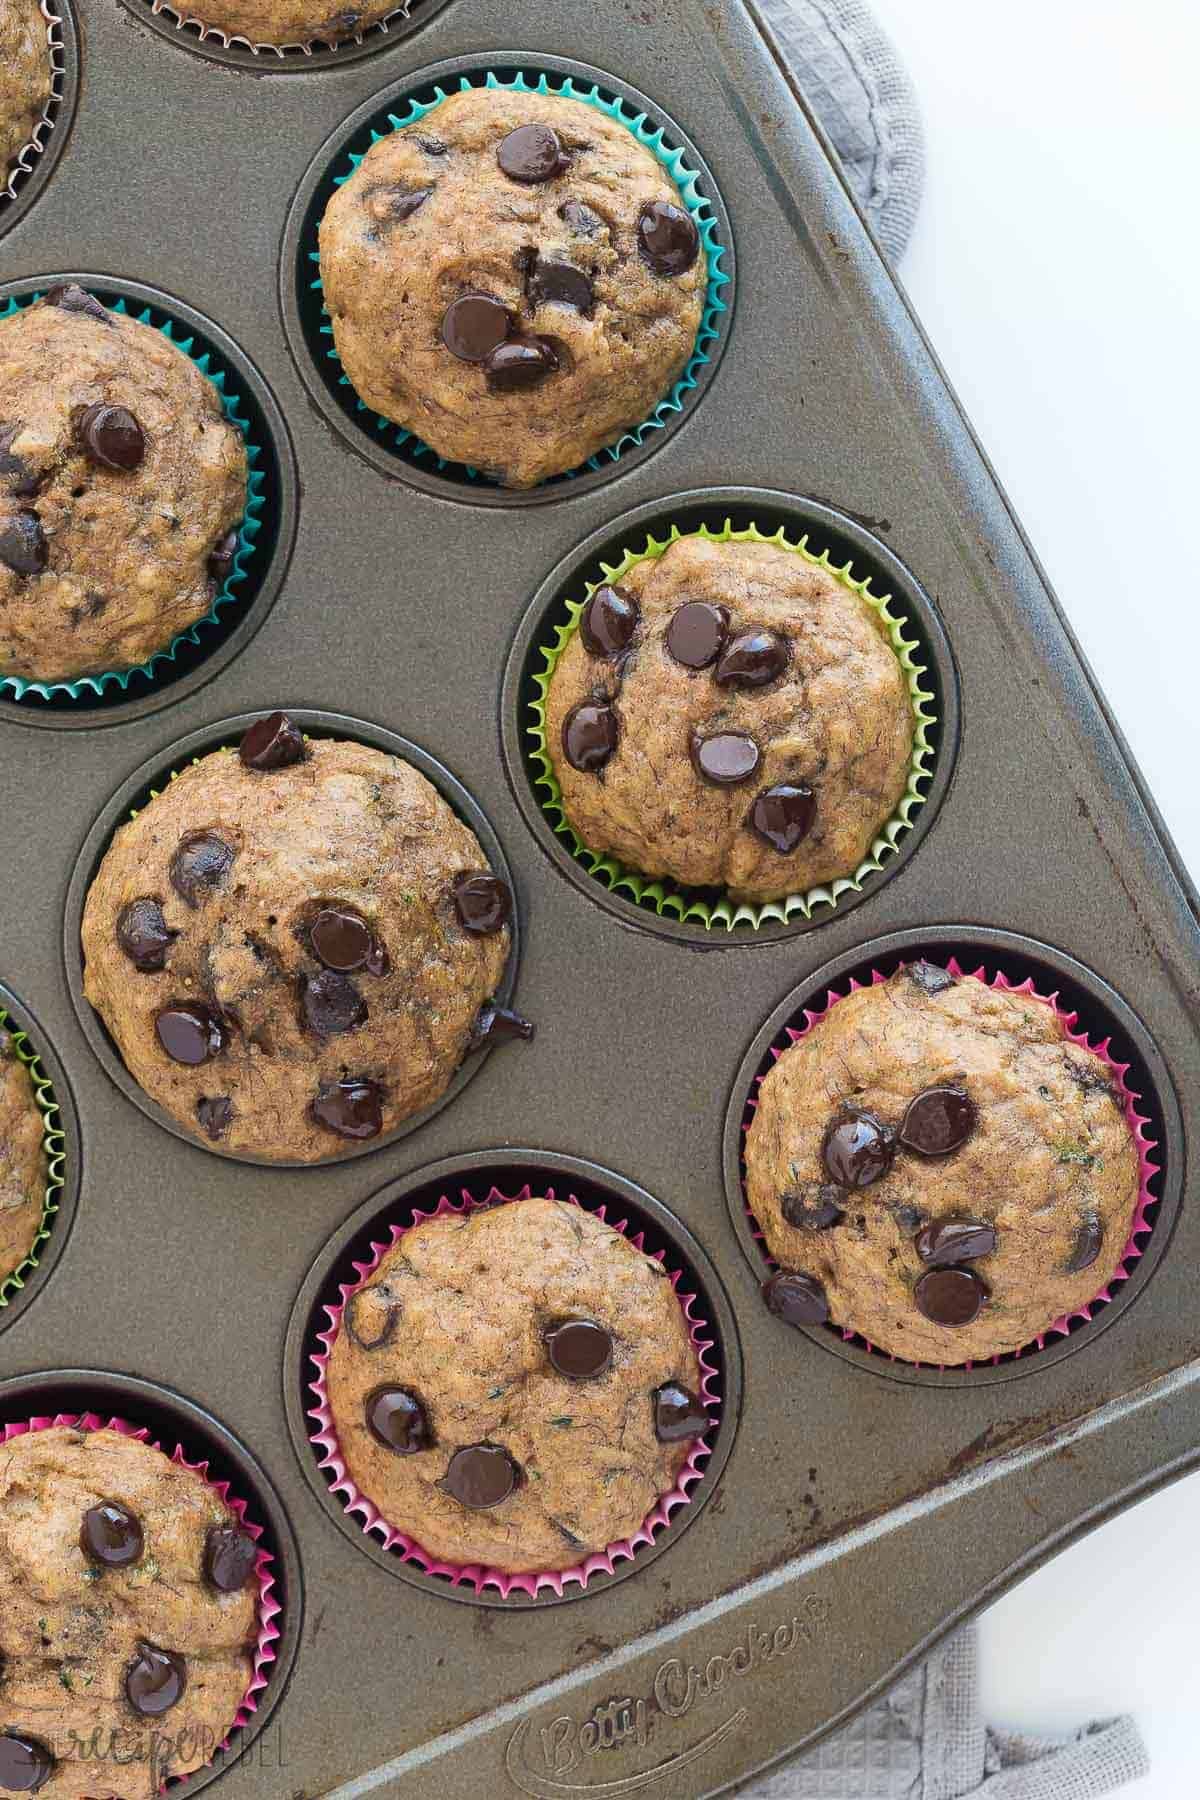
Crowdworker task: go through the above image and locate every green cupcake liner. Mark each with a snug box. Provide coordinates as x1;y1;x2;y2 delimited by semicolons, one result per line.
308;68;730;485
0;1006;65;1306
0;290;266;704
526;521;938;932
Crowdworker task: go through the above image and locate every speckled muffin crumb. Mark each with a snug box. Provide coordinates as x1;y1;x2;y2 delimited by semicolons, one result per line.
745;964;1141;1363
326;1197;709;1573
0;1426;259;1800
0;0;50;183
0;1024;45;1289
319;87;707;488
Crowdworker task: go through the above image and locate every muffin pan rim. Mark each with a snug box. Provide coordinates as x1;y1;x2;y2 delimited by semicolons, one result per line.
115;0;454;73
0;978;82;1341
0;0;80;242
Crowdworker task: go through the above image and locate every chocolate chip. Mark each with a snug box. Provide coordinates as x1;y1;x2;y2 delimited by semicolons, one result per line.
156;1003;228;1065
204;1525;257;1594
311;1078;384;1140
442;293;512;362
781;1184;845;1230
823;1111;895;1188
691;731;760;786
1065;1211;1103;1274
580;583;638;658
116;898;176;972
546;1319;613;1380
715;629;789;688
528;259;595;313
665;600;728;669
73;402;145;472
300;970;367;1038
441;1443;520;1509
762;1270;830;1326
345;1283;401;1351
497;123;570;184
900;1086;977;1157
914;1265;988;1327
44;283;111;322
469;1002;536;1049
563;700;618;772
125;1644;187;1717
636;200;700;276
207;529;239;585
365;1387;431;1454
652;1382;708;1443
452;872;512;936
80;1500;143;1569
415;134;448;156
169;831;234;908
0;430;40;498
0;507;48;575
484;335;560;390
907;960;955;997
390;187;432;220
196;1095;233;1141
0;1734;54;1793
915;1218;997;1266
310;905;374;971
750;784;816;854
560;199;601;234
239;711;305;771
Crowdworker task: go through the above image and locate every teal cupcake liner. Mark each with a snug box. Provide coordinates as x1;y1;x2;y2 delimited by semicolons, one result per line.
308;68;730;485
0;289;266;704
0;1005;65;1306
526;521;939;932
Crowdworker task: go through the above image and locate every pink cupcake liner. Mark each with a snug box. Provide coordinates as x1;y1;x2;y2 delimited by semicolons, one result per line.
0;1410;281;1786
2;1;67;203
741;959;1160;1369
307;1183;721;1598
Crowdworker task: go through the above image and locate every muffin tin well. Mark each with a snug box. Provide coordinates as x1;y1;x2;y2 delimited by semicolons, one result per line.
0;0;79;242
118;0;452;71
0;980;80;1339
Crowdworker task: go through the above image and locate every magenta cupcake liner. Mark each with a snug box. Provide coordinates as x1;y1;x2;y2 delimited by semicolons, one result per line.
0;1410;281;1778
307;1183;720;1599
741;959;1160;1369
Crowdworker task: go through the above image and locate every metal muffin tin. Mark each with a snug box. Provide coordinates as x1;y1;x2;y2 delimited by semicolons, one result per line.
0;0;1196;1794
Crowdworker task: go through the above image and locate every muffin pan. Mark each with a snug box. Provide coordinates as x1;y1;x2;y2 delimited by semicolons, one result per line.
0;0;1197;1794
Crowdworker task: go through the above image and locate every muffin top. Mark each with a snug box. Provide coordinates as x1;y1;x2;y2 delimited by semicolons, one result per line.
0;1024;46;1287
0;287;247;685
544;535;914;904
81;719;521;1163
319;87;707;489
0;0;50;180
0;1425;258;1800
325;1197;708;1573
745;964;1141;1364
178;0;393;48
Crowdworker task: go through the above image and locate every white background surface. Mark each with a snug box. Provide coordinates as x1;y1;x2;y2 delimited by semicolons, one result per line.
864;2;1199;1793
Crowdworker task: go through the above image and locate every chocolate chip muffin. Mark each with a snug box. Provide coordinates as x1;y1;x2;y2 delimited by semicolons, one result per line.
0;1425;259;1800
178;0;394;48
0;287;247;685
544;535;914;904
319;87;707;488
0;1024;46;1289
746;963;1142;1364
0;0;50;185
81;716;527;1163
325;1197;708;1573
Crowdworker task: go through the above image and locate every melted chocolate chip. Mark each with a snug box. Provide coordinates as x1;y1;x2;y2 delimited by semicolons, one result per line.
239;711;305;771
915;1218;997;1266
563;700;618;772
750;783;816;854
907;960;955;997
365;1387;431;1454
1065;1211;1103;1274
345;1283;401;1351
0;430;40;499
310;905;375;971
580;583;638;658
636;200;700;276
169;831;234;908
311;1078;384;1140
469;1002;536;1050
204;1525;257;1594
390;187;432;220
762;1270;830;1326
0;1734;54;1793
0;510;47;575
528;259;595;313
560;199;601;235
666;601;728;669
781;1184;845;1230
125;1644;187;1718
452;872;512;936
823;1111;896;1188
484;335;559;390
441;293;512;362
900;1086;977;1157
44;283;110;322
546;1319;613;1380
116;898;175;972
497;123;570;184
73;402;145;473
300;970;367;1038
156;1003;228;1066
715;629;789;688
441;1443;520;1509
81;1501;143;1569
914;1265;988;1327
652;1382;708;1443
691;731;760;787
207;530;239;585
196;1095;233;1141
